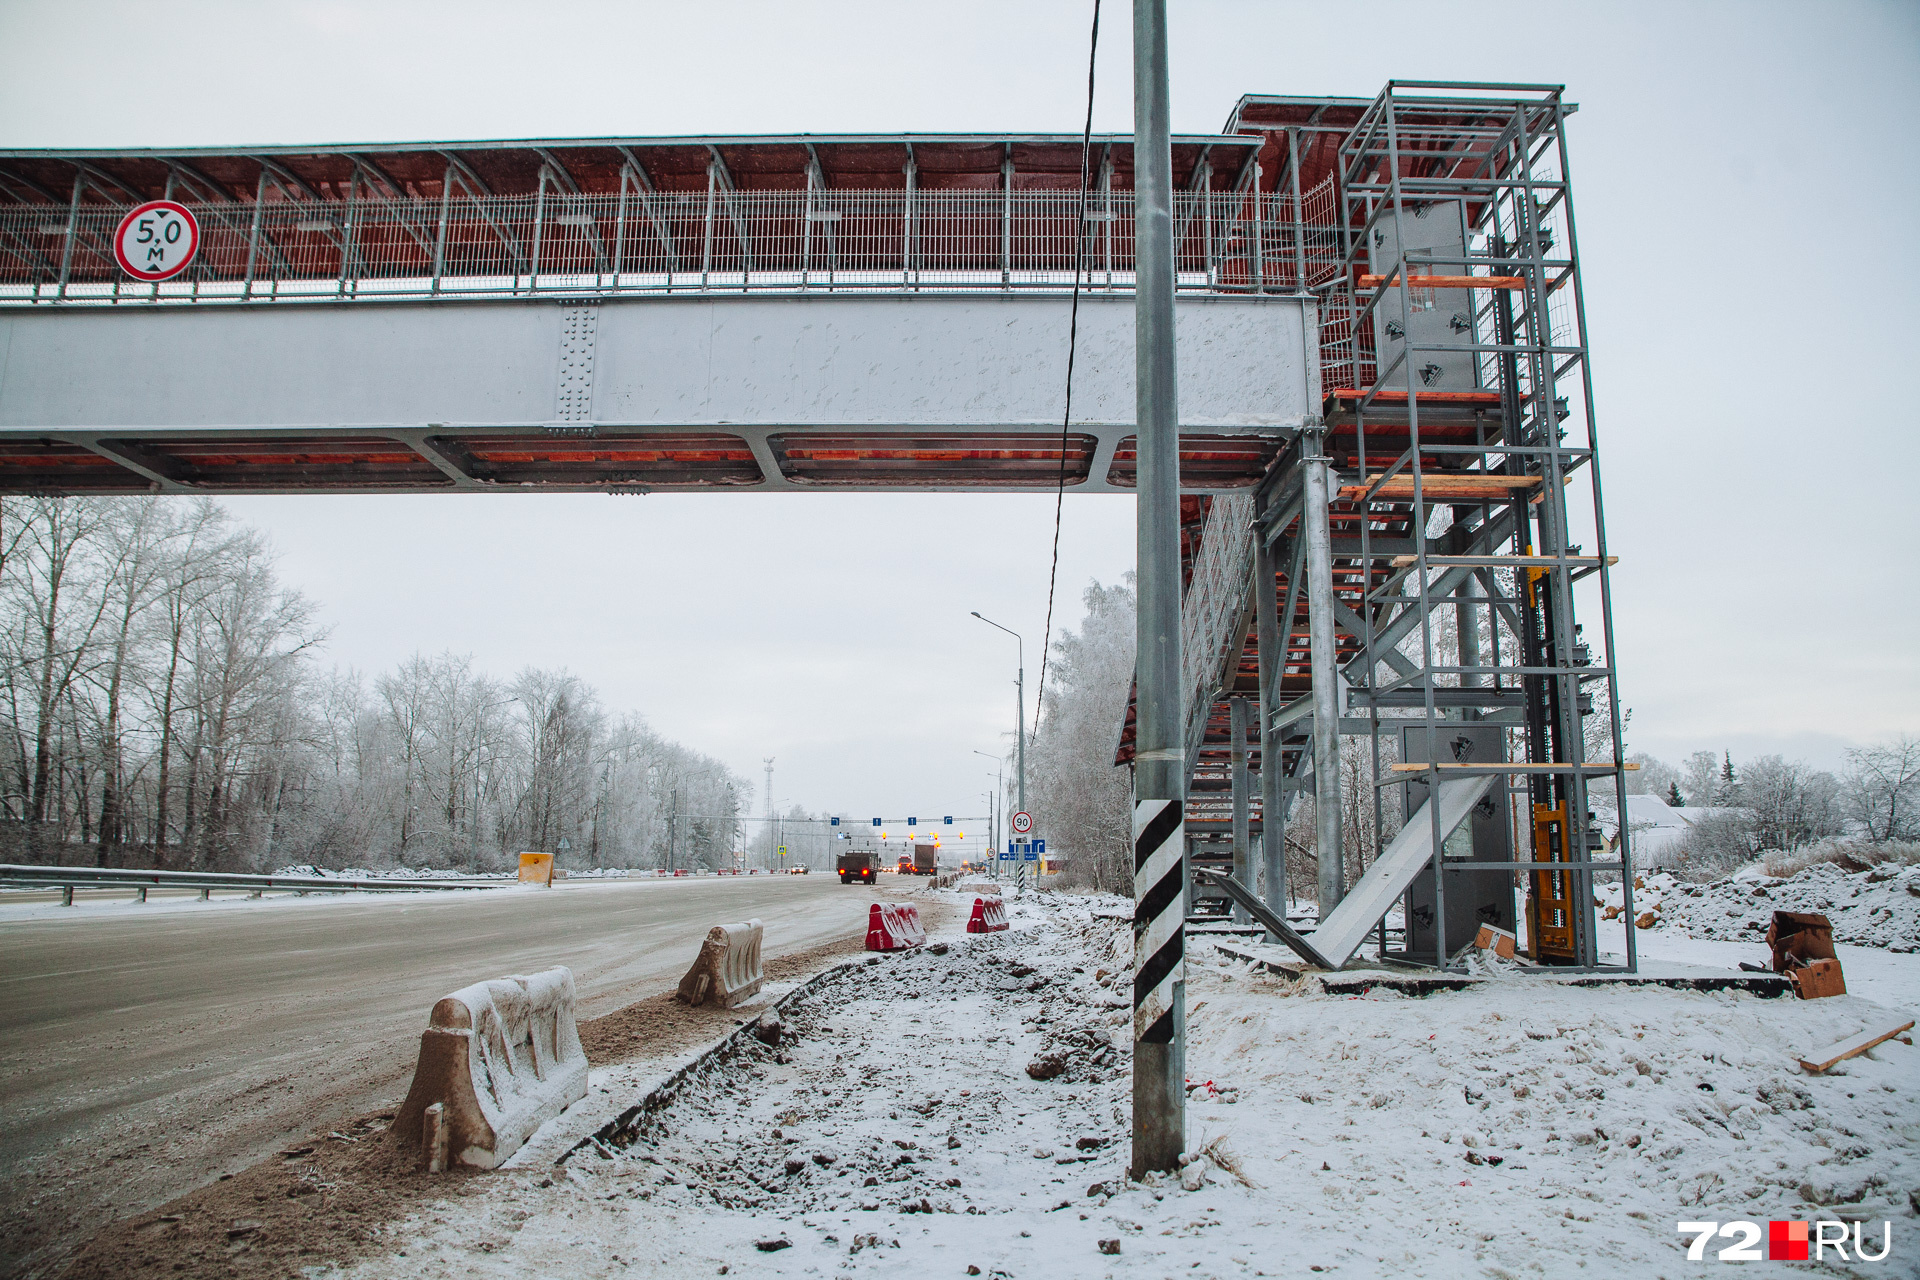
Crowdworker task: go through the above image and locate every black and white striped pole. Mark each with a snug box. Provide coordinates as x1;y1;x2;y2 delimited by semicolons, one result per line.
1130;0;1186;1179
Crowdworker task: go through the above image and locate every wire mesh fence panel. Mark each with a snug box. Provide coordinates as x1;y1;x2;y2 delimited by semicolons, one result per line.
913;190;1003;286
1;190;1342;303
1180;490;1256;755
1300;175;1342;288
1319;292;1376;393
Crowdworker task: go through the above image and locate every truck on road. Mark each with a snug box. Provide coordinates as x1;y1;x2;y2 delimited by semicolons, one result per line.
912;843;938;876
837;839;878;884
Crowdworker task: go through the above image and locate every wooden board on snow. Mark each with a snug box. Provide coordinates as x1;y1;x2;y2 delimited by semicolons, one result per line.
1797;1020;1915;1074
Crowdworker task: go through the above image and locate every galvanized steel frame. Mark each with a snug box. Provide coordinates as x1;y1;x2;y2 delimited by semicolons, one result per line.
1314;81;1633;973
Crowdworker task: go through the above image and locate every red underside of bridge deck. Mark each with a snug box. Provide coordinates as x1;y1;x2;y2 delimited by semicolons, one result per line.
0;432;1287;494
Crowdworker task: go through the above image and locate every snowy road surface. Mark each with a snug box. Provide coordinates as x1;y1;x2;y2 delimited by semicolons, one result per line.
0;874;886;1277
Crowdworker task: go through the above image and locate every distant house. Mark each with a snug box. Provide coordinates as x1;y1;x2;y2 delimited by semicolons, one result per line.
1595;795;1750;870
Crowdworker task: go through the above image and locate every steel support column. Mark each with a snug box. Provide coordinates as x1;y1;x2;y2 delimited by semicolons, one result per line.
1302;424;1344;914
1254;531;1287;915
1130;0;1185;1182
1229;695;1251;924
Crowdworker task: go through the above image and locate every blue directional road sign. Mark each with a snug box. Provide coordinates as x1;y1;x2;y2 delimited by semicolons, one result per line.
907;817;916;826
872;818;882;826
831;817;840;826
1023;847;1039;861
1033;839;1046;854
944;816;953;824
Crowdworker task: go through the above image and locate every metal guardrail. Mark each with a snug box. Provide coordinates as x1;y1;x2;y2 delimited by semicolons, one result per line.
0;863;505;904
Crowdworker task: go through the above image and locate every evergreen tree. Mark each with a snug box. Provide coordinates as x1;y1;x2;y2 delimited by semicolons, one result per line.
1715;751;1740;806
1666;781;1684;807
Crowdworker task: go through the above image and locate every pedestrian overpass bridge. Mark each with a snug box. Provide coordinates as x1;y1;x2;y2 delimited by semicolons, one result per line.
0;81;1635;970
0;124;1319;495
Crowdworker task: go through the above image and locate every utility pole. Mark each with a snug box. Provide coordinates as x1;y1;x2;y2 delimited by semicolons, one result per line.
763;757;774;871
668;787;677;873
1131;0;1186;1181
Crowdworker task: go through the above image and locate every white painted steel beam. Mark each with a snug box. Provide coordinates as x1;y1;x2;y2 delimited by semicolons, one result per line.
1306;774;1495;970
0;293;1310;495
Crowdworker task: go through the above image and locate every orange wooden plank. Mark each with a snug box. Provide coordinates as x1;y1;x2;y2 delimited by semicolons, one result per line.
1358;274;1526;290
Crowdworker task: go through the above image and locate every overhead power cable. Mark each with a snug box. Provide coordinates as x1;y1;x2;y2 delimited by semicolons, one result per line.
1032;0;1101;741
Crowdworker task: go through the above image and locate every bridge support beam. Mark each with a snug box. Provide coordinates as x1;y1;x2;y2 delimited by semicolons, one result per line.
1229;695;1251;925
1302;422;1344;915
1254;529;1288;917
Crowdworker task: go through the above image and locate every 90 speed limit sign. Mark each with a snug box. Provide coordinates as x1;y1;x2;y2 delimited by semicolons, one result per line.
1010;810;1033;835
113;201;199;282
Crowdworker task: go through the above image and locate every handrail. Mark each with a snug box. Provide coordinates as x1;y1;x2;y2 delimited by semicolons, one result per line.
0;188;1313;306
0;863;503;893
1189;868;1333;969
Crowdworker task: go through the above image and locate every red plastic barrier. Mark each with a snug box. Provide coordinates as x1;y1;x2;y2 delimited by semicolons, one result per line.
966;896;1010;933
866;902;927;951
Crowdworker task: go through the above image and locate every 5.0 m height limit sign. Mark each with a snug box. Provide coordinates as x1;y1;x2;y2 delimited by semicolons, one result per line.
113;201;200;282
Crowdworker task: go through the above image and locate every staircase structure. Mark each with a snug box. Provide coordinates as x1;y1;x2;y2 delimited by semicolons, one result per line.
1117;82;1635;971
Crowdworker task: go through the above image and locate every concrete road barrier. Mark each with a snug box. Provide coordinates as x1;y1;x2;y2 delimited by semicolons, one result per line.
967;896;1010;933
675;918;766;1008
517;852;555;885
866;902;926;951
393;966;588;1170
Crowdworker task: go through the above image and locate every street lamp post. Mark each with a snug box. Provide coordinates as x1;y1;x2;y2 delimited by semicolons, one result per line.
973;749;1003;875
970;612;1025;821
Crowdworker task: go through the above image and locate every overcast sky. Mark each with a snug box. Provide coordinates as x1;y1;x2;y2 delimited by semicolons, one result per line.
2;0;1915;821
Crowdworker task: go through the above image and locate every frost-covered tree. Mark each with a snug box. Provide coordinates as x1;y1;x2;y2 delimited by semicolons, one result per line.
0;496;746;873
1624;751;1676;799
1843;735;1920;843
1027;576;1136;894
1679;751;1720;811
1742;755;1843;852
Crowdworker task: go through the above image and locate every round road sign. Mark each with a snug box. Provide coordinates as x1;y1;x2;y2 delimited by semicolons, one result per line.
1011;810;1033;835
113;201;200;282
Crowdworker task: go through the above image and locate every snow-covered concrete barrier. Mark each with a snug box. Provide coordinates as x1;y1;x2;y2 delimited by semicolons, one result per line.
866;902;926;951
967;896;1010;933
393;966;588;1170
675;918;766;1008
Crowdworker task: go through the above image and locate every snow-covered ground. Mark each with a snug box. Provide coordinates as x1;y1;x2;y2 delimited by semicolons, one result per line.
321;891;1920;1279
1600;862;1920;952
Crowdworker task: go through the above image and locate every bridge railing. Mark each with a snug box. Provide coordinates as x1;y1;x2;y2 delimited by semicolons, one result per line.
0;188;1327;305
